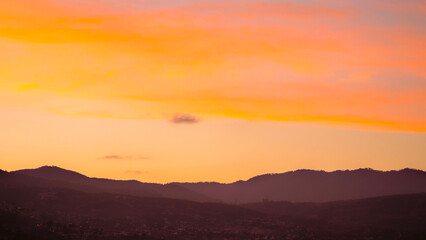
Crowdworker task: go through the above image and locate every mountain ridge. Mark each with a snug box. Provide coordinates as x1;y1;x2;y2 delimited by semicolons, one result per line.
6;166;426;203
10;166;213;202
177;167;426;203
10;165;425;184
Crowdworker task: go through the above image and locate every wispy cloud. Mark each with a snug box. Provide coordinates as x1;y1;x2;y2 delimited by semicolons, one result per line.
1;0;425;131
171;113;200;124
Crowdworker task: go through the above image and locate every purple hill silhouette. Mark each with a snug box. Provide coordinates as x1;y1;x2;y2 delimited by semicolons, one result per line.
1;166;426;239
9;166;212;202
3;166;426;203
177;168;426;203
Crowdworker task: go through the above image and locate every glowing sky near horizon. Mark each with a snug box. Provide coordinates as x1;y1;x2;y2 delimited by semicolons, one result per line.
0;0;425;182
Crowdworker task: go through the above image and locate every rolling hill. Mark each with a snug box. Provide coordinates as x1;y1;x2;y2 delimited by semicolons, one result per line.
178;168;426;203
7;166;212;202
4;166;426;204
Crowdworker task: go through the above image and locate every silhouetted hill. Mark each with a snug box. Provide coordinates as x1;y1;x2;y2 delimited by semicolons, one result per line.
243;193;426;236
243;192;426;220
0;170;98;193
0;187;260;222
0;186;264;239
178;168;426;203
7;166;426;203
11;166;212;202
1;167;425;239
0;184;425;240
16;166;87;182
242;193;426;239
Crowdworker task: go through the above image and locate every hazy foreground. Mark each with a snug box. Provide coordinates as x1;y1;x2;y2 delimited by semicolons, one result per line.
1;166;425;240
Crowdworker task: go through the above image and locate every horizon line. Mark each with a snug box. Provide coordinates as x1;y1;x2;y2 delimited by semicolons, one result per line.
5;165;425;185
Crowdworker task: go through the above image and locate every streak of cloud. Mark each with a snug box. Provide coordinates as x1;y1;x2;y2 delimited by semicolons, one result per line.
171;114;200;124
0;0;425;131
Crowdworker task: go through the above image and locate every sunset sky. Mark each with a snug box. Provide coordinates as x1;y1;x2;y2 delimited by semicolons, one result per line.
1;0;425;183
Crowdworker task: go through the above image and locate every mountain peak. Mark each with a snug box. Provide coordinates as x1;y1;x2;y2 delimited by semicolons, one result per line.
14;165;88;181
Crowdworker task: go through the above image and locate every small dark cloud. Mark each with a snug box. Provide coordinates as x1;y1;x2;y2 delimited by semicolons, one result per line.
101;155;151;161
171;113;200;124
102;155;125;160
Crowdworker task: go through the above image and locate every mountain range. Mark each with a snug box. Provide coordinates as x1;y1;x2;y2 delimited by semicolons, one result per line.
2;166;426;203
1;166;426;239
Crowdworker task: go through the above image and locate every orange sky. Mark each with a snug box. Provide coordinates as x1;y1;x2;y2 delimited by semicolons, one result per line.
0;0;425;182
